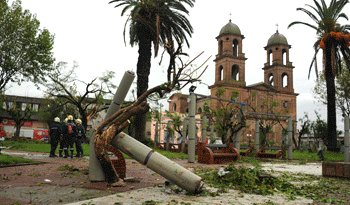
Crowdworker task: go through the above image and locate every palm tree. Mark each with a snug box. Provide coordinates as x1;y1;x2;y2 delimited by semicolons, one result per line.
109;0;195;143
288;0;350;151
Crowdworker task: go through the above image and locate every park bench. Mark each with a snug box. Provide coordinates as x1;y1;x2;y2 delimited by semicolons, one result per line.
256;146;286;159
0;137;6;155
197;142;240;164
240;145;254;156
155;142;166;150
155;142;180;152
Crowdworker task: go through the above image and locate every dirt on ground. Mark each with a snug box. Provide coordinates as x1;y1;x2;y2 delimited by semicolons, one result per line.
0;150;226;205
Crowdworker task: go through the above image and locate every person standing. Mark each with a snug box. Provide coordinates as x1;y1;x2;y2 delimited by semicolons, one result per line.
49;117;62;157
58;118;68;157
75;119;85;157
63;115;77;158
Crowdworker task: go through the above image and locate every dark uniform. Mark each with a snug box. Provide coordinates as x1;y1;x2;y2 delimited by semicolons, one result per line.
49;121;62;157
63;119;77;158
75;123;86;157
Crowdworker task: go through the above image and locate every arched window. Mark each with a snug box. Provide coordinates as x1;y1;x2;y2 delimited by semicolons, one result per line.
219;66;223;81
172;103;177;112
232;65;239;81
268;74;274;86
282;73;288;87
219;40;223;55
185;108;189;113
198;107;202;114
282;49;287;65
268;50;273;65
233;39;239;57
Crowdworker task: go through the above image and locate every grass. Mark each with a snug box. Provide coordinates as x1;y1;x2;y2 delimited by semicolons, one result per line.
2;139;188;159
154;149;190;159
0;154;38;165
2;139;347;162
2;139;90;156
292;150;344;162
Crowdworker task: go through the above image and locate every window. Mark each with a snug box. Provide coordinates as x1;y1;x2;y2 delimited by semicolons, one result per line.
219;40;223;55
268;50;273;65
219;66;223;81
282;49;287;65
232;65;239;80
37;131;43;135
21;103;27;111
282;73;288;87
8;102;14;109
32;103;39;111
198;107;202;114
172;103;177;112
268;74;274;86
283;101;288;108
233;39;239;57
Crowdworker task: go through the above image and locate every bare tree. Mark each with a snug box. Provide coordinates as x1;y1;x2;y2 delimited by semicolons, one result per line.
43;61;117;130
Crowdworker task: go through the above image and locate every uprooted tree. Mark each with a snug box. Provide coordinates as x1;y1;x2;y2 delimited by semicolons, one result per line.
94;42;209;186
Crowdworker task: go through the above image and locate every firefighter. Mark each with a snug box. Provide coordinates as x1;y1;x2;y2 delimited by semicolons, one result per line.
74;119;85;157
63;115;77;158
58;118;68;157
49;117;62;157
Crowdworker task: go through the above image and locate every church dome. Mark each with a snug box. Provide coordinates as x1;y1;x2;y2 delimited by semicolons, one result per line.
219;20;241;36
267;30;288;46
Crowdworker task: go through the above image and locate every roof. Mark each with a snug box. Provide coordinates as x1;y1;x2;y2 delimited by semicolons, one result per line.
246;82;279;92
267;30;288;46
219;20;241;36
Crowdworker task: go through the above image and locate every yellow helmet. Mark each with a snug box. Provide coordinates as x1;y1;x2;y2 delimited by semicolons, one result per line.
68;115;73;121
76;119;82;124
54;117;60;122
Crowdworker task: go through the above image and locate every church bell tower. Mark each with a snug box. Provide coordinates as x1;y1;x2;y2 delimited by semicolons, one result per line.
263;29;294;93
213;20;247;87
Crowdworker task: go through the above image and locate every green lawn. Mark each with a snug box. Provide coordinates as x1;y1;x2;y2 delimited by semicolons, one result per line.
2;140;190;159
0;154;38;165
1;140;347;162
2;140;90;156
292;150;344;162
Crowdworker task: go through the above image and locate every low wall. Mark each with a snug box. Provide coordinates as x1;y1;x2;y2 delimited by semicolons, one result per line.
322;162;350;178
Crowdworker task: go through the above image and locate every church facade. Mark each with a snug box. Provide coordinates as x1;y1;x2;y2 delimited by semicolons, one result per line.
168;20;298;145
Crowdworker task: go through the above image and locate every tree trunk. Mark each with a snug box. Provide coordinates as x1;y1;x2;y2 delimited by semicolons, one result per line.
14;123;21;139
324;46;338;151
134;30;152;143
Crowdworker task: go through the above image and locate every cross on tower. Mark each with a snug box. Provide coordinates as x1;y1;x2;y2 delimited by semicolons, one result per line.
229;13;232;21
276;23;279;32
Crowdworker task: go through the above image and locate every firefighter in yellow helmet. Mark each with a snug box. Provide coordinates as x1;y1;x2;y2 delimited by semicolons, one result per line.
63;115;77;158
49;117;62;157
74;119;86;157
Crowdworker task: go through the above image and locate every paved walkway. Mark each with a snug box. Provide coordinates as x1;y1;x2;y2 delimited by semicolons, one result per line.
65;162;321;205
3;150;321;205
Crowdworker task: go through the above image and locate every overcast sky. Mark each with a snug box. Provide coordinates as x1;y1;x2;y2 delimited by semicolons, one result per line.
6;0;350;129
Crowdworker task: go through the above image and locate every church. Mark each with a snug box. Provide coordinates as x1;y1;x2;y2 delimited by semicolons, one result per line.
167;20;298;145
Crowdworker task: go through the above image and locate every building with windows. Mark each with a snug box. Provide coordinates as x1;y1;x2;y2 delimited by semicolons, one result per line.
0;95;48;138
167;20;298;145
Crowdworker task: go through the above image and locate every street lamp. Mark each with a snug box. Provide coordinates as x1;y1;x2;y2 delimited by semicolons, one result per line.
189;85;196;93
